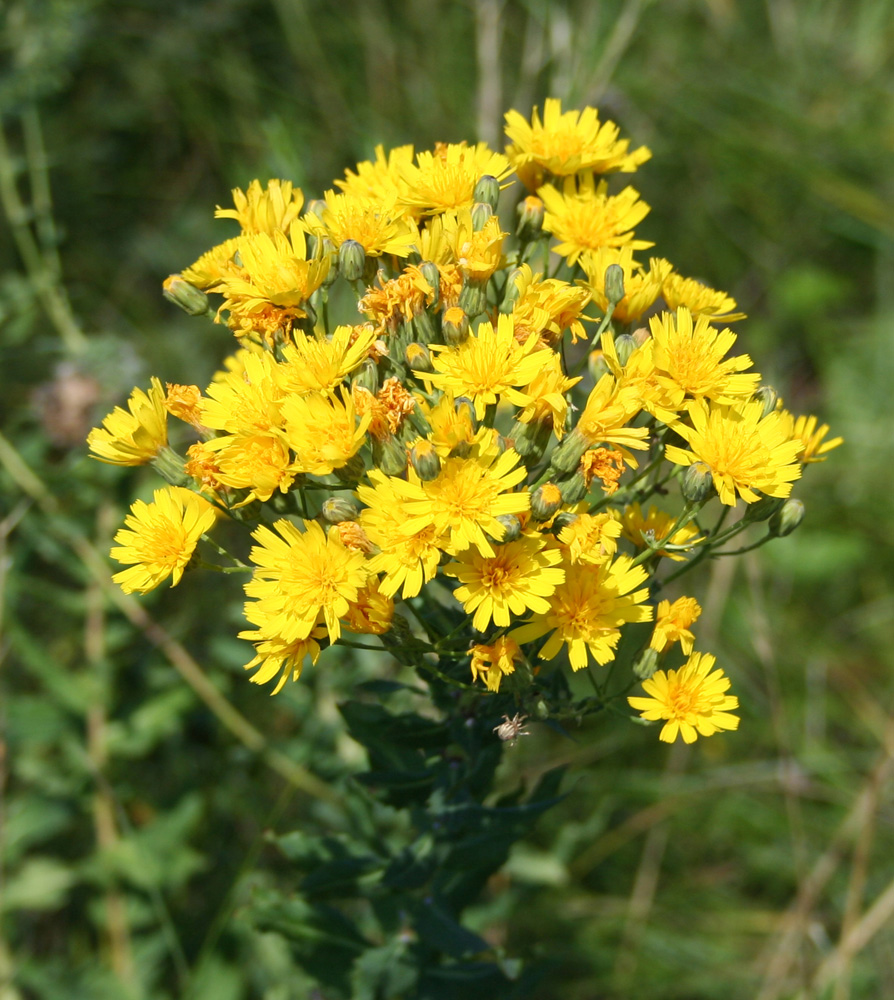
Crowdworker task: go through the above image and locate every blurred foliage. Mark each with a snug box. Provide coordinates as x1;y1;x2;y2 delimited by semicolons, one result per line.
2;0;893;997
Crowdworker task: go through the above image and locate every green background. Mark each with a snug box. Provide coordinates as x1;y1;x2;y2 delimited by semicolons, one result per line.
1;0;892;996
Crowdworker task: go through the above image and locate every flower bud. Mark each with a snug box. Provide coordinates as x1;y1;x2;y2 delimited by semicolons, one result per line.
549;427;588;475
516;195;544;241
557;470;588;504
613;333;637;367
412;307;437;344
510;416;552;460
458;281;487;317
162;275;211;317
474;174;501;212
339;239;368;282
633;648;660;681
442;306;470;346
321;237;339;287
321;496;361;523
500;266;525;314
372;435;408;476
408;439;441;481
754;385;779;418
742;494;786;523
588;350;610;382
455;396;478;430
405;341;433;373
150;445;190;487
604;263;625;305
471;201;493;233
352;357;379;395
681;461;715;504
769;498;804;537
419;260;441;305
530;482;563;521
493;514;522;543
305;198;327;219
333;453;367;483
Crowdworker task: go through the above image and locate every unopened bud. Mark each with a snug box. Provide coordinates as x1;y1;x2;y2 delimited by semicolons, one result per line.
604;263;625;306
352;358;379;395
455;396;477;430
305;199;327;219
471;201;493;232
339;239;367;282
742;494;786;523
681;461;715;504
419;260;441;306
372;435;408;476
406;342;433;374
321;496;361;523
754;385;779;418
769;498;804;537
321;237;339;287
530;482;563;521
557;470;588;504
613;333;637;367
163;275;211;317
500;267;525;314
588;350;610;382
493;514;522;544
458;281;487;317
516;195;544;241
474;174;501;212
408;439;441;481
633;648;660;681
442;306;470;346
549;427;588;475
333;453;366;484
412;307;437;343
511;416;552;460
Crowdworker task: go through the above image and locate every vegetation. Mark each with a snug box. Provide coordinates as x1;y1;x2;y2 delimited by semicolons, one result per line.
2;1;892;997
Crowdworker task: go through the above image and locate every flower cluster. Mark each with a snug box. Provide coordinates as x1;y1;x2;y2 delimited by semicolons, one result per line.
90;99;841;742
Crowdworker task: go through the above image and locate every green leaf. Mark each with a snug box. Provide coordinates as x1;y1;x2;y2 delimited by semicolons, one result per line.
1;856;77;912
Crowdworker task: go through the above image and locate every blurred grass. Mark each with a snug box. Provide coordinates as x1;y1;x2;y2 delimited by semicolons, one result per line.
2;0;894;997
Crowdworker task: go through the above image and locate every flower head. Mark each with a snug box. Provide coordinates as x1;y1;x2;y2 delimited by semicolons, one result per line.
110;487;216;593
650;596;702;654
215;179;305;235
505;99;651;191
666;398;802;505
445;533;565;631
88;377;168;466
470;637;524;693
628;652;739;743
398;142;512;216
244;518;369;645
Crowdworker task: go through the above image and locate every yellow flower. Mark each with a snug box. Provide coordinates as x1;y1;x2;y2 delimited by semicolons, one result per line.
110;486;216;594
336;143;415;206
398;142;512;215
649;308;760;406
88;377;168;466
514;352;581;437
539;174;652;266
215;179;305;235
598;333;682;425
444;533;565;631
470;637;524;692
628;652;739;744
204;433;296;503
214;221;330;321
358;470;446;599
423;314;546;419
512;555;653;670
582;249;672;324
341;576;395;635
779;411;843;464
431;209;507;282
505;98;651;191
239;623;327;694
666;398;802;505
509;265;591;346
650;596;702;654
276;325;377;397
165;383;204;427
619;503;702;562
201;349;284;436
243;518;369;645
662;272;746;322
577;375;649;457
281;390;370;477
303;189;417;257
358;265;435;336
180;237;241;289
557;511;622;564
416;392;477;458
389;450;530;558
